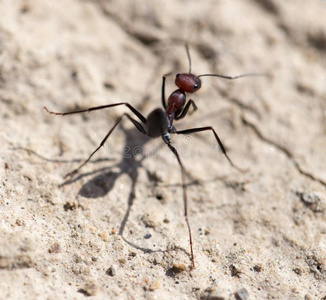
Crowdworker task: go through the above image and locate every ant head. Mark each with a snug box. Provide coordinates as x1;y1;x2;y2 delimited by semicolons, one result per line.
175;73;201;93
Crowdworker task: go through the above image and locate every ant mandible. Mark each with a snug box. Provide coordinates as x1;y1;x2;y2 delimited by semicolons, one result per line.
44;44;263;269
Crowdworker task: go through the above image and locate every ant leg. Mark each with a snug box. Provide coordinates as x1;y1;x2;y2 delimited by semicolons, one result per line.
64;113;146;178
44;102;147;124
161;73;172;110
174;127;246;172
165;141;195;269
174;99;198;120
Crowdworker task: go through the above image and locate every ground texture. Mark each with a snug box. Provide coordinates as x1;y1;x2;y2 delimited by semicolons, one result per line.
1;0;326;299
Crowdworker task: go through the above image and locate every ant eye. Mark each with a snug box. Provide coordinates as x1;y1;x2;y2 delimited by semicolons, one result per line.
194;84;198;89
176;73;180;78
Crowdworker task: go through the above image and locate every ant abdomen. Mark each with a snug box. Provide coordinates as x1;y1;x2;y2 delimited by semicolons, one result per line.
175;73;201;93
147;108;169;138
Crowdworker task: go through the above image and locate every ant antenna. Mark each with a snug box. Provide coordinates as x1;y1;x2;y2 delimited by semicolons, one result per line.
185;43;192;74
198;72;267;80
184;44;267;80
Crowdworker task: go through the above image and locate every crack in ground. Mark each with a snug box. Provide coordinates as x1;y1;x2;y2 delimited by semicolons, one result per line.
241;115;326;188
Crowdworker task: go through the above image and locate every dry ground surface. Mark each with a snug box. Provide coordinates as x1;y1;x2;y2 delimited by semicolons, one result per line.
1;0;326;299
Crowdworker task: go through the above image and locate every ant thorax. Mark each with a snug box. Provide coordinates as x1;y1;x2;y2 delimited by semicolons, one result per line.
166;89;186;121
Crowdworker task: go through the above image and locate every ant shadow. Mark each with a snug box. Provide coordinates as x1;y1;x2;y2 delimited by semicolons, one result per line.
16;123;200;262
60;123;179;256
15;126;161;254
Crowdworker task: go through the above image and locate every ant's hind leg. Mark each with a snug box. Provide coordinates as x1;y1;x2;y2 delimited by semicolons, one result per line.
44;102;147;124
64;113;147;178
165;141;195;269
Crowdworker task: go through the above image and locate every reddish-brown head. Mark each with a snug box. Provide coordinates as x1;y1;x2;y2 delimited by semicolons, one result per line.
175;73;201;93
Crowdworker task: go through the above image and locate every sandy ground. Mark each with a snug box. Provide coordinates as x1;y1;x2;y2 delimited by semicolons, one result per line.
1;0;326;299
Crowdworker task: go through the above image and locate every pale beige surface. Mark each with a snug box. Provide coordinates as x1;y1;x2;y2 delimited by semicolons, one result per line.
1;0;326;299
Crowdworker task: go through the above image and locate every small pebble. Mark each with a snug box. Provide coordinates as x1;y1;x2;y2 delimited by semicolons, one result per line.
202;285;229;300
107;264;118;276
129;252;137;257
235;287;249;300
172;263;186;273
230;264;241;277
48;242;61;253
78;282;98;296
144;233;152;239
253;264;263;272
15;218;25;226
149;280;160;291
99;232;108;242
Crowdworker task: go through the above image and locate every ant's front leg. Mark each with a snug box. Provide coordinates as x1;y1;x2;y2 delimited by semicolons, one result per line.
174;99;198;120
174;126;246;172
161;73;172;110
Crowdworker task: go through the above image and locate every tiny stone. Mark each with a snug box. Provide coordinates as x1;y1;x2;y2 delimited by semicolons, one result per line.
172;263;186;273
78;282;97;296
144;233;152;239
253;263;263;272
149;280;160;291
99;232;108;242
235;288;249;300
230;264;241;277
202;285;229;300
107;264;118;276
48;242;61;253
15;218;25;226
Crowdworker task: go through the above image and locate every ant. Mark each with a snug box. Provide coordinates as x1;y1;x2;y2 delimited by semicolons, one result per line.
44;44;264;269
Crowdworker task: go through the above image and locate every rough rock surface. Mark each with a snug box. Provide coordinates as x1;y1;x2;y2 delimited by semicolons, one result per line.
1;0;326;299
